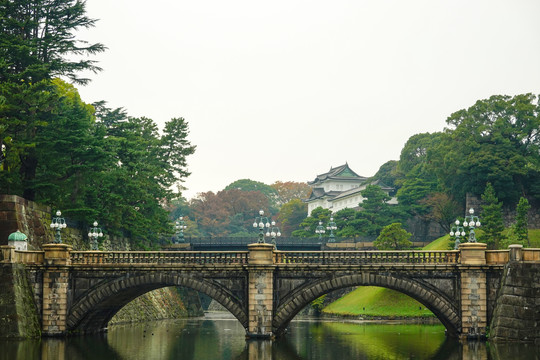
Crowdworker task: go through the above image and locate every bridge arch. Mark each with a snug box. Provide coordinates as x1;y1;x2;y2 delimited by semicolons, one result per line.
67;273;248;334
273;273;461;337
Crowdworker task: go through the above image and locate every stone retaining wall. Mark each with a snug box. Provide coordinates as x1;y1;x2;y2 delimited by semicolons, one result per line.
0;264;41;338
490;262;540;344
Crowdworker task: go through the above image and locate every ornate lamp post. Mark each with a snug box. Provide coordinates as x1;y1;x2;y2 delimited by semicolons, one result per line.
450;220;466;250
253;210;271;244
315;221;326;241
175;217;187;244
50;210;67;244
326;217;337;243
88;221;103;250
463;208;481;243
266;221;281;247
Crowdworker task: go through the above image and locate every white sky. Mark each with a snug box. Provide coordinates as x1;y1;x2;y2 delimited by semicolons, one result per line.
75;0;540;200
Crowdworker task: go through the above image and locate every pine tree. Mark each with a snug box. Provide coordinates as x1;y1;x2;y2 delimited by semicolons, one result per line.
480;183;506;249
0;0;105;200
514;197;530;246
0;0;105;84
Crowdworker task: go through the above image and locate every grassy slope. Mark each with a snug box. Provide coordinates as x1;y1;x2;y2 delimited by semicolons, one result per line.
322;235;451;318
526;229;540;247
322;286;434;318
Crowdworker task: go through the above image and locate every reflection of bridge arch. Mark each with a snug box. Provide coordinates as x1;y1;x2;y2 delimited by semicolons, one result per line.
273;273;460;336
67;273;247;334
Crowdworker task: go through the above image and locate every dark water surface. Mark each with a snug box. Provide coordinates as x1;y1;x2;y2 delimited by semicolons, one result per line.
0;314;538;360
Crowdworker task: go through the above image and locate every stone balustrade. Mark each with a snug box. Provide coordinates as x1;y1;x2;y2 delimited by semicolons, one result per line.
4;246;540;267
70;250;249;265
274;250;460;265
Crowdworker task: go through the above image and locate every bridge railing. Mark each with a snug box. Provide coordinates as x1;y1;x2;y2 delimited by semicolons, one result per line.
485;250;509;264
70;251;249;265
523;248;540;262
274;250;460;265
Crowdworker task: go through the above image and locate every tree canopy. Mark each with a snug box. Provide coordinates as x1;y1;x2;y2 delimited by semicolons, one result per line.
431;94;540;206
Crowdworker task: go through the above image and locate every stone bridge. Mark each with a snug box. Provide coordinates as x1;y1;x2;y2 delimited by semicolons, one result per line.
1;243;539;341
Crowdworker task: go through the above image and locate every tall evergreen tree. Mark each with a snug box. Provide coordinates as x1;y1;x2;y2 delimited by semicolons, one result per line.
0;0;105;84
480;183;506;249
513;197;530;246
0;0;105;200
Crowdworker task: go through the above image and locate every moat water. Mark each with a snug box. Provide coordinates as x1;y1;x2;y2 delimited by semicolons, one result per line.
1;313;538;360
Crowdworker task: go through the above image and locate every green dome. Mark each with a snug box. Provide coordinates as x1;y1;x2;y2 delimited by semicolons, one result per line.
8;230;27;241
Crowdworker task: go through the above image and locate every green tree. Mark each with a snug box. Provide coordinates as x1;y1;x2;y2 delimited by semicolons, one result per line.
513;197;531;246
480;183;506;249
430;94;540;206
370;160;399;188
420;192;461;233
32;79;106;218
277;199;307;237
374;223;412;250
87;106;195;248
292;207;331;237
225;179;279;213
395;133;441;217
356;185;407;236
0;0;105;200
0;0;105;85
397;132;442;178
334;208;369;238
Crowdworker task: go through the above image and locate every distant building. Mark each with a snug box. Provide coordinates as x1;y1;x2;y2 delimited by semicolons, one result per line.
305;163;396;215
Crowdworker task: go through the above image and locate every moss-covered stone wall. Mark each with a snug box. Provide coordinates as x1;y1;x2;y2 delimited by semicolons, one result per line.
110;287;203;325
0;264;41;338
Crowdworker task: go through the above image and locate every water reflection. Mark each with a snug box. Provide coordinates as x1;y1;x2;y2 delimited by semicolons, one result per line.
0;316;538;360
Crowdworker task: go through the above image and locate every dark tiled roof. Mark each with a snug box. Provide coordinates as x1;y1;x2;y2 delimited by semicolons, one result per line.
308;163;366;185
306;188;341;201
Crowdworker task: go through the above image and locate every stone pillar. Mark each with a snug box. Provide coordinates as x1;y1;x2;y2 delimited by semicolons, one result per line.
459;242;488;339
247;243;275;339
508;244;523;262
42;244;72;336
460;242;487;265
1;245;15;263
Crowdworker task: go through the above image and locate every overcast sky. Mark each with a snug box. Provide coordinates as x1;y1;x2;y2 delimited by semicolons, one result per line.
75;0;540;200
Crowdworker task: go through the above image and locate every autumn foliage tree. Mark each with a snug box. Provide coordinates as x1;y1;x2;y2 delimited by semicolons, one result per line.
189;189;272;237
271;181;311;205
420;193;461;233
